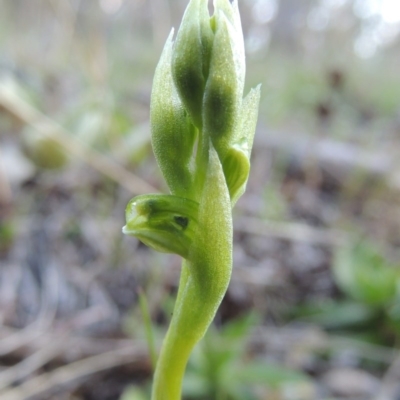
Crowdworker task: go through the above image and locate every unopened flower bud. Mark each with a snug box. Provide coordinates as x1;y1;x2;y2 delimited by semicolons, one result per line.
172;0;213;129
203;4;245;154
151;31;197;197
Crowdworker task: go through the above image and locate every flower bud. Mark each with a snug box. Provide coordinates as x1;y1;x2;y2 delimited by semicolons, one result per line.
123;194;199;259
203;12;243;157
172;0;213;129
203;0;245;156
172;0;245;140
151;31;197;197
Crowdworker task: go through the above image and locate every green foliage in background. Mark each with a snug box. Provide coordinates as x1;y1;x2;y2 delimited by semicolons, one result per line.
0;221;14;253
293;240;400;343
334;241;399;307
183;314;310;400
120;385;149;400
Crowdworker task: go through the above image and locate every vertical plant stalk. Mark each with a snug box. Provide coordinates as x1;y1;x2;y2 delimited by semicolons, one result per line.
123;1;260;399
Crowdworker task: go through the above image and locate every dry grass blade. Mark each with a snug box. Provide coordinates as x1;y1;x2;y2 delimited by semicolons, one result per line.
234;215;346;247
0;335;68;391
0;84;157;195
0;323;49;357
0;345;147;400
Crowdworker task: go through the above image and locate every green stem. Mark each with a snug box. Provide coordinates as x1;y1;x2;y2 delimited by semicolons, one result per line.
151;258;231;400
151;262;194;400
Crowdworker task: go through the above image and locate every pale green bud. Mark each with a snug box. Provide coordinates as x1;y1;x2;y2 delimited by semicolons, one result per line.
172;0;213;129
123;194;199;259
151;31;197;197
203;8;244;155
171;0;245;139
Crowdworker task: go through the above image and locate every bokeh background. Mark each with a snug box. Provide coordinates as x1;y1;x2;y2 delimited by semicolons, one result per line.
1;0;400;399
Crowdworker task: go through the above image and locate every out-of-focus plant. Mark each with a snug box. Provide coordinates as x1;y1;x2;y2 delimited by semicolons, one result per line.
183;314;310;400
334;241;399;307
0;221;14;253
0;77;68;170
22;127;68;170
334;241;400;338
294;241;400;341
120;385;149;400
122;0;260;398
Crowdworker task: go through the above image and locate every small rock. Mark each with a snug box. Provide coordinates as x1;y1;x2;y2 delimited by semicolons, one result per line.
1;143;35;186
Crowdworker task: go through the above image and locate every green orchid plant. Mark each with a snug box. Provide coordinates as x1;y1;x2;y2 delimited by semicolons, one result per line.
123;0;260;398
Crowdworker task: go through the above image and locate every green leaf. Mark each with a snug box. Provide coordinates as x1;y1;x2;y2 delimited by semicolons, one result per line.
182;371;210;397
234;362;310;388
293;300;378;330
221;312;258;340
334;242;398;306
120;386;148;400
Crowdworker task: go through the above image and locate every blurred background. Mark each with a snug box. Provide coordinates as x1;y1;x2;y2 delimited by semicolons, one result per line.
1;0;400;399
